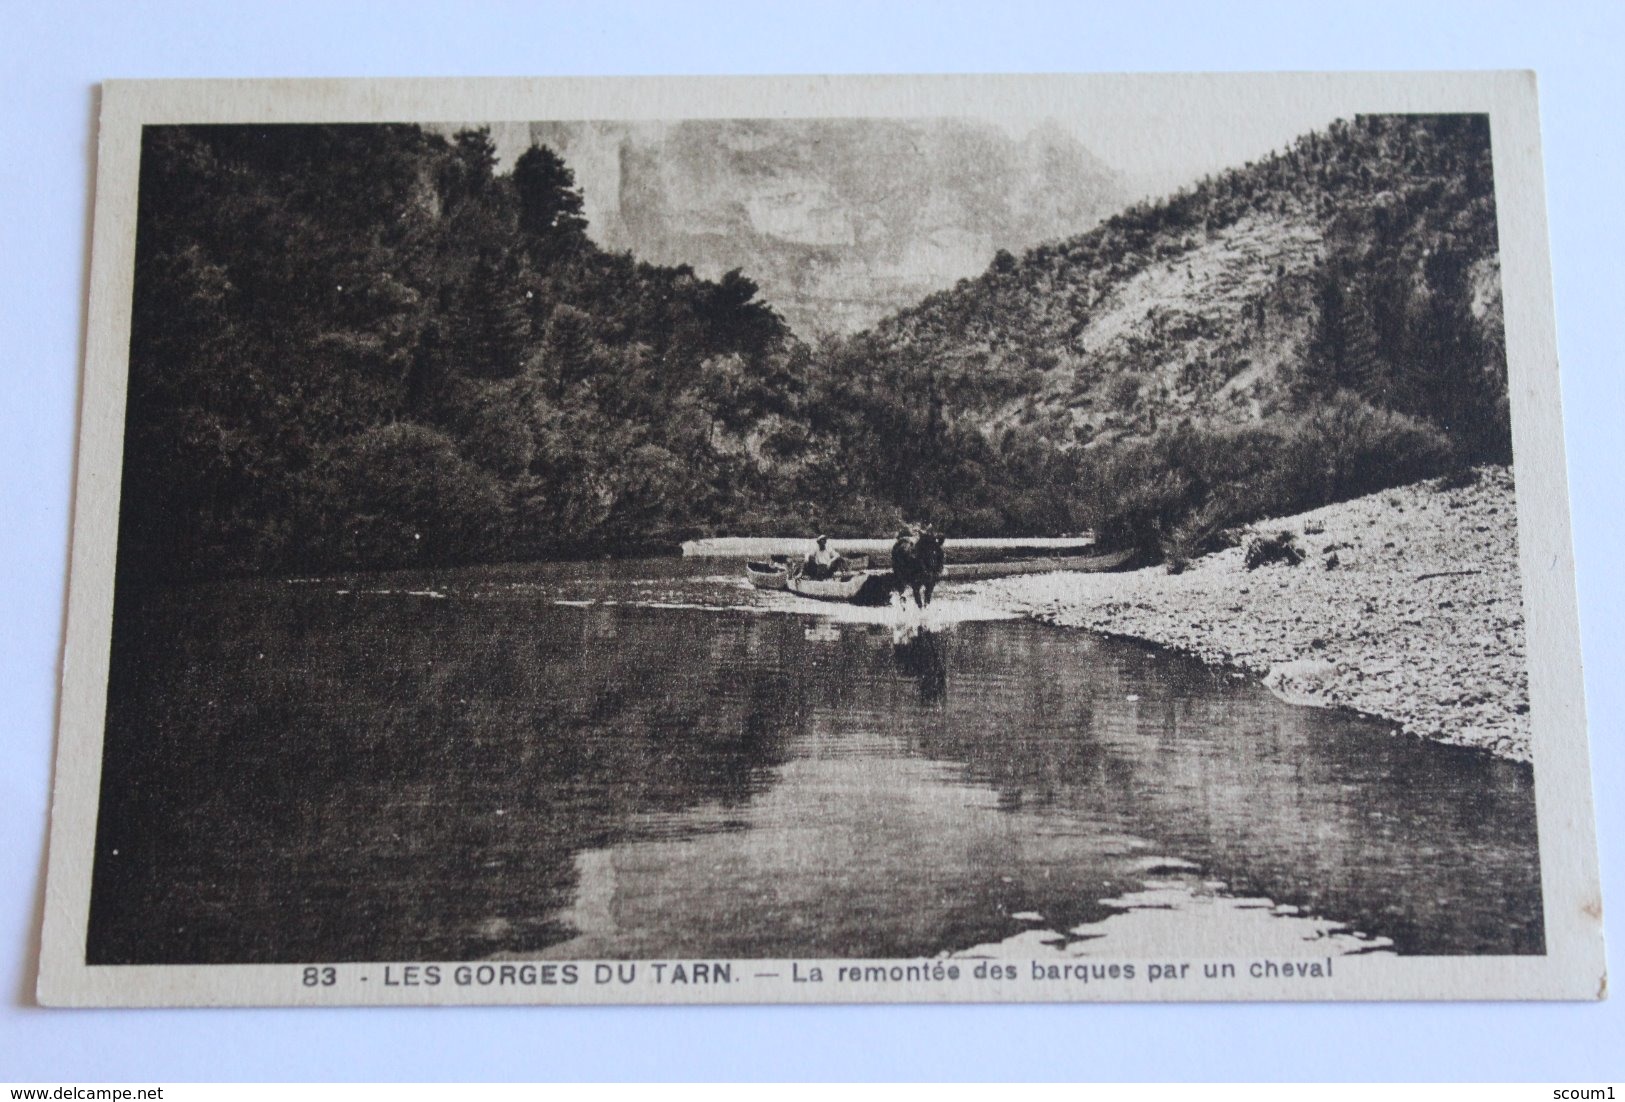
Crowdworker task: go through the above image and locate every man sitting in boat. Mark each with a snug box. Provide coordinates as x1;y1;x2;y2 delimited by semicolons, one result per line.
803;535;846;580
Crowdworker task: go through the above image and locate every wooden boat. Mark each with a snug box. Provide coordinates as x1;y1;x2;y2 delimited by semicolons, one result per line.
941;548;1135;580
745;560;789;589
758;548;868;593
769;547;1132;603
785;570;871;602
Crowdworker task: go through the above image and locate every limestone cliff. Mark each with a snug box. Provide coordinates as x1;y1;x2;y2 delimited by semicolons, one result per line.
528;118;1126;337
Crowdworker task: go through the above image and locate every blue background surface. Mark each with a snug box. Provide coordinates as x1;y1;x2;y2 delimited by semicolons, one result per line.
1;0;1619;1082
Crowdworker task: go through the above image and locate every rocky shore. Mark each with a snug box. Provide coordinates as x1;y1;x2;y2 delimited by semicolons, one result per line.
976;467;1532;761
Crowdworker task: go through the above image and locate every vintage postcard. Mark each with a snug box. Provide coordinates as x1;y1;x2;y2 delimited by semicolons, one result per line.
38;73;1604;1006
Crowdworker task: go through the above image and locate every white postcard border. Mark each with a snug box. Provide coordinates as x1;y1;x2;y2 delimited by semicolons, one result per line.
37;71;1606;1007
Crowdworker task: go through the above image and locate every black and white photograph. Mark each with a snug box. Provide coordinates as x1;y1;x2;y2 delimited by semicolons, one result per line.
36;73;1603;1006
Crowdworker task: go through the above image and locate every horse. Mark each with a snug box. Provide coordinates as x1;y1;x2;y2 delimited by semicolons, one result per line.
891;528;946;608
892;625;948;702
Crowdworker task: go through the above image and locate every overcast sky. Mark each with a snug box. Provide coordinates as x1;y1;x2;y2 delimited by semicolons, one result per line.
461;85;1353;209
474;110;1349;204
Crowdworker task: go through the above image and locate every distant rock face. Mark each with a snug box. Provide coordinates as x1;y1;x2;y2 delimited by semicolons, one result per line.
528;118;1126;337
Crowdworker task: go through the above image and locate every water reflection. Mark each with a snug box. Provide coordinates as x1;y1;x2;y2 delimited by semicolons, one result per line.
88;559;1542;963
892;624;949;704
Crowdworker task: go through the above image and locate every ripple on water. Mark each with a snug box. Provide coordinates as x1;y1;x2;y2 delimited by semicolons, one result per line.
105;557;1537;962
953;874;1396;960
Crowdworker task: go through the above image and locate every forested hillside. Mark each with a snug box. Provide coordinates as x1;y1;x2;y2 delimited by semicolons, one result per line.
121;124;815;578
118;115;1510;580
866;114;1504;450
819;113;1510;556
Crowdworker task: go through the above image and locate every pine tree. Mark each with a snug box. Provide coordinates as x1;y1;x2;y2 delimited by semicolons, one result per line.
540;303;598;399
453;252;531;379
1305;272;1382;399
1402;246;1504;457
513;145;587;266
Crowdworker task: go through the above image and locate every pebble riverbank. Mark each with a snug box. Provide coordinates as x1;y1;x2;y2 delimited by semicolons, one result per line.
974;467;1533;761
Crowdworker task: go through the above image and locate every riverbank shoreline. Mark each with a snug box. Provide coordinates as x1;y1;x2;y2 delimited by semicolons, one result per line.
972;467;1532;762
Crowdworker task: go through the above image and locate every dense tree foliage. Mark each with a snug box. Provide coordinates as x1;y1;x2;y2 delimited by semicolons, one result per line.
117;115;1512;579
120;124;811;578
801;114;1509;556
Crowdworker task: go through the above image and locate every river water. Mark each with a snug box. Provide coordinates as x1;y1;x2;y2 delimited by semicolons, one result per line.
88;558;1544;964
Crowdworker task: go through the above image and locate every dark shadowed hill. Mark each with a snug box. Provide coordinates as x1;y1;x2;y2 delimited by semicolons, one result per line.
115;115;1512;579
528;118;1127;338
